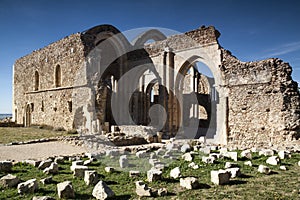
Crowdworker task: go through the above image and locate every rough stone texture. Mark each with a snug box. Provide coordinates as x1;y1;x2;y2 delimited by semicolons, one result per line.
170;167;181;179
241;150;252;159
119;155;129;168
244;161;252;166
0;161;12;172
84;170;99;186
147;168;162;182
129;170;140;177
188;162;199;169
71;165;88;178
202;156;215;164
38;159;52;170
181;143;192;153
179;177;200;189
17;179;38;194
13;24;300;146
57;181;75;199
135;181;152;197
0;174;20;188
266;156;280;166
211;170;231;185
43;162;58;174
23;160;41;167
225;167;241;178
259;149;274;157
258;165;271;174
40;177;53;185
157;188;168;196
182;152;193;162
104;167;115;173
92;181;115;200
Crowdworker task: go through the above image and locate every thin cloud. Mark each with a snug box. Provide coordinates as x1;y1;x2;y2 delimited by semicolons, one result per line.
262;41;300;58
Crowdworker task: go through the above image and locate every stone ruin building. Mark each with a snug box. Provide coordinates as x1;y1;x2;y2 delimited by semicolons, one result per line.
13;24;300;147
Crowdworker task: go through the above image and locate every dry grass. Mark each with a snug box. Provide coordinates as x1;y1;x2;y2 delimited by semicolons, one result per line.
0;127;72;144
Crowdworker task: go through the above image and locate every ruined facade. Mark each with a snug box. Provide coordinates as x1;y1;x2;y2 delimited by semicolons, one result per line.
13;24;300;146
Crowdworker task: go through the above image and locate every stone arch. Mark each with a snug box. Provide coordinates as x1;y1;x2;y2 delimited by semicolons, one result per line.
132;29;167;47
175;55;222;140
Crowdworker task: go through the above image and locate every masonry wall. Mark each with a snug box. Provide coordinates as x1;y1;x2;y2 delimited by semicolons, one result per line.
222;49;300;147
13;33;86;130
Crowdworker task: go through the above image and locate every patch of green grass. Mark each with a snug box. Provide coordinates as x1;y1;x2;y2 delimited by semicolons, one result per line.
0;151;300;199
0;127;76;144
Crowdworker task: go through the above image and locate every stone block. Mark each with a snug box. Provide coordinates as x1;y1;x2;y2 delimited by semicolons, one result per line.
211;170;231;185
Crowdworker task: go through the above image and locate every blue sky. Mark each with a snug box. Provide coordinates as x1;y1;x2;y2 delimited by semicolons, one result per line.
1;0;300;113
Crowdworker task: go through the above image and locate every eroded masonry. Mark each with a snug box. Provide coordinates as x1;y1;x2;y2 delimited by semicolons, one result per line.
13;25;300;146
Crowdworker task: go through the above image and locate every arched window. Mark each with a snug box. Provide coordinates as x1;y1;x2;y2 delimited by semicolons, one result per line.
34;71;39;91
55;64;61;87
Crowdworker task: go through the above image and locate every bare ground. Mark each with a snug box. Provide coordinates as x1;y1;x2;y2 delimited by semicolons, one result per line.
0;141;87;161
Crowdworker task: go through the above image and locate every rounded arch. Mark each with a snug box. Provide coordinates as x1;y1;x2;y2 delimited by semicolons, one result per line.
132;29;167;47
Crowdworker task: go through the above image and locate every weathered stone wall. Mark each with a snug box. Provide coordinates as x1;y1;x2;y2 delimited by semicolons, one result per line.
13;33;86;130
221;49;300;147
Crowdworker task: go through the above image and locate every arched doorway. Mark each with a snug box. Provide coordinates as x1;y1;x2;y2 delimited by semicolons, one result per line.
175;58;217;139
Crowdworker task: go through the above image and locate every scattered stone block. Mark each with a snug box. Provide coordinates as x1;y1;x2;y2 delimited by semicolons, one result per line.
278;150;290;159
147;168;162;182
104;167;115;173
181;143;192;153
83;159;93;166
188;162;199;169
92;181;115;200
259;149;274;157
198;136;206;143
219;147;228;154
241;150;252;159
135;181;152;197
179;177;200;189
23;160;41;167
199;147;211;154
119;155;129;168
210;146;218;151
57;181;75;199
258;165;271;174
155;148;165;156
266;156;280;166
224;162;238;169
0;161;12;172
298;161;300;166
0;174;20;188
170;167;181;179
17;179;38;194
72;165;88;178
84;170;99;186
209;153;222;159
157;187;168;196
244;161;252;166
182;152;193;162
43;162;58;174
72;160;84;166
32;196;55;200
38;159;52;170
136;150;148;158
40;177;53;185
129;170;140;178
279;165;287;171
202;156;215;164
211;170;231;185
223;151;238;161
54;156;65;164
225;167;241;178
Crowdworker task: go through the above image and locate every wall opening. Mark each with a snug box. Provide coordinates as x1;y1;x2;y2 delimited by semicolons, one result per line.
34;71;39;91
55;64;62;87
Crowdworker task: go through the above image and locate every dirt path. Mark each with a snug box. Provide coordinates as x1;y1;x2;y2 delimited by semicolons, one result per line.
0;141;87;161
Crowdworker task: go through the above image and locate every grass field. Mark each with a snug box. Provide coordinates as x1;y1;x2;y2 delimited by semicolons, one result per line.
0;127;74;144
0;148;299;199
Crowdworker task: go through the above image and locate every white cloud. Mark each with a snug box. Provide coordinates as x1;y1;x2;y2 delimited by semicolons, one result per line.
262;41;300;58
